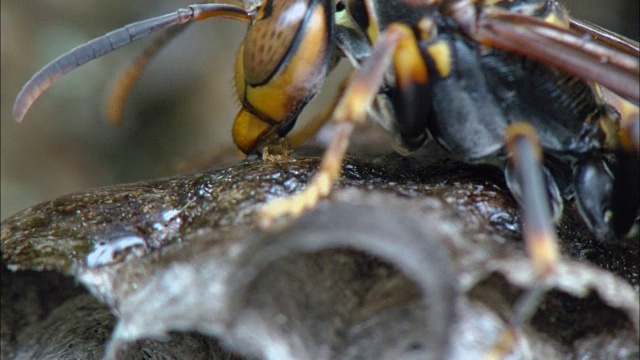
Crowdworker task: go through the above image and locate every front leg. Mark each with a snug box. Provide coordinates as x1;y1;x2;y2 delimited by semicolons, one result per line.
259;24;422;226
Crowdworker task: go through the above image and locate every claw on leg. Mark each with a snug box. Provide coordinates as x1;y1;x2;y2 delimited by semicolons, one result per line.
258;123;353;226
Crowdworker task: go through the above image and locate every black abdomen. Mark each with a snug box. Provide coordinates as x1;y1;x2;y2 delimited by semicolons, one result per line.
422;32;603;162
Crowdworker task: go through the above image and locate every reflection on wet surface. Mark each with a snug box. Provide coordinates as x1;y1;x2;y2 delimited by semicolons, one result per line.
87;234;146;268
2;151;638;359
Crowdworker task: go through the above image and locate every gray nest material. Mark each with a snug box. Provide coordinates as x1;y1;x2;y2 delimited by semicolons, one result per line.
2;149;638;359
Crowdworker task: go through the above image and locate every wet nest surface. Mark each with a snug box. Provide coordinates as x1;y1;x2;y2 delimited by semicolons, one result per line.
2;146;638;359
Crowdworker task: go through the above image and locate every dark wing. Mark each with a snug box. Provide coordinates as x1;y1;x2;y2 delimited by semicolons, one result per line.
470;8;639;103
569;18;639;56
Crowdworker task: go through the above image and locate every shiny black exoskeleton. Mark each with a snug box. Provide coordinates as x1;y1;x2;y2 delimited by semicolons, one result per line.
339;0;638;242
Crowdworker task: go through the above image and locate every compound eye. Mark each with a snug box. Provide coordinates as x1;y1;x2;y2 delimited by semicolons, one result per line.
243;0;311;85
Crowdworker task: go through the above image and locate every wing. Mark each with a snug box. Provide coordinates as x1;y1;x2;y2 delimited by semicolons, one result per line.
467;7;639;103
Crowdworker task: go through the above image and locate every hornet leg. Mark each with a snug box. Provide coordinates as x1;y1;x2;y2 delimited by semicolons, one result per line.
259;24;420;226
487;122;561;359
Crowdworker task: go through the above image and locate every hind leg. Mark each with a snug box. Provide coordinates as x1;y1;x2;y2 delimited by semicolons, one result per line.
505;123;561;276
487;122;562;359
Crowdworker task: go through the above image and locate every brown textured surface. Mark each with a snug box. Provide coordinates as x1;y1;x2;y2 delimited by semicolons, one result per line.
2;148;638;359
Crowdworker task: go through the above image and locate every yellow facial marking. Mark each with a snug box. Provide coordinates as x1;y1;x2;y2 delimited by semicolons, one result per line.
232;109;273;153
231;4;330;153
245;5;329;122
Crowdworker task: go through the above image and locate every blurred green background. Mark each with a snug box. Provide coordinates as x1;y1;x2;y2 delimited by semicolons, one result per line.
1;0;638;219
